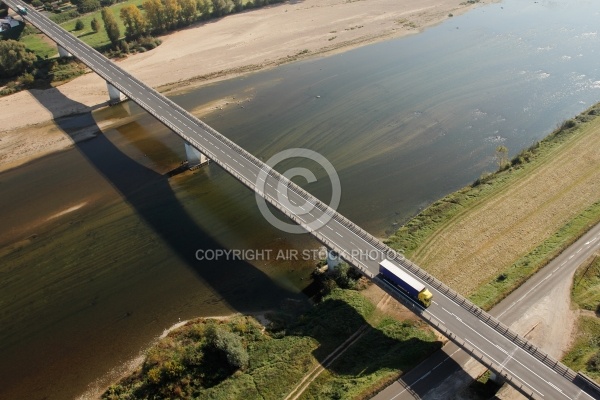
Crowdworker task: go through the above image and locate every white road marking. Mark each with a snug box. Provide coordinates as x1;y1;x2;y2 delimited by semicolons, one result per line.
463;338;545;397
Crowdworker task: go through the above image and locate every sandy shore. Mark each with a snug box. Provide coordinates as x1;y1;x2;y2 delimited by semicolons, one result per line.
0;0;493;173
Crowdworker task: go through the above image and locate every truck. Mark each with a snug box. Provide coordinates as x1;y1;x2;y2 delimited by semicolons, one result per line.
16;5;28;15
379;259;432;308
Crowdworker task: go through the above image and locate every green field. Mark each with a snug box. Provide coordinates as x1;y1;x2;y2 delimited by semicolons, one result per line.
562;256;600;381
60;0;146;49
18;32;57;58
102;288;441;399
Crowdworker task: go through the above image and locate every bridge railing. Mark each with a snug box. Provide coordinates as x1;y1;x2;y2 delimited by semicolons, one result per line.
386;254;582;383
376;275;545;399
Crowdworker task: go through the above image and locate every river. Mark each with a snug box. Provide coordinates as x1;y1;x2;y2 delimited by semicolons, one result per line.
2;0;600;398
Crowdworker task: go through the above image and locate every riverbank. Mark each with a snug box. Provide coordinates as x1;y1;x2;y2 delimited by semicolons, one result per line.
0;0;493;173
99;287;441;399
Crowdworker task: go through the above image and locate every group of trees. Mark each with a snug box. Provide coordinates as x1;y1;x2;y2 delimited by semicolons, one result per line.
0;0;289;80
0;40;36;79
101;0;289;42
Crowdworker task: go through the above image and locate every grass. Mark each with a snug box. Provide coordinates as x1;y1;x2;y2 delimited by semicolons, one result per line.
19;33;57;58
19;0;264;58
562;256;600;382
102;289;441;399
572;255;600;312
61;0;146;49
300;317;440;399
16;0;146;58
385;103;600;308
563;315;600;382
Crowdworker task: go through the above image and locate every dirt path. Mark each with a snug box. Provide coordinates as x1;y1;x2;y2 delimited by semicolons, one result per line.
285;290;402;400
285;324;369;400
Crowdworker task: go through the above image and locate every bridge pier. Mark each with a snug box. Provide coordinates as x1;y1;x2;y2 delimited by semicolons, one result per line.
184;142;209;169
489;371;504;385
57;44;72;58
326;249;341;272
106;82;125;104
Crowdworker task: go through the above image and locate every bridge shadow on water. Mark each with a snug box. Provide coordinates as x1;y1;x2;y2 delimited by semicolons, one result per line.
28;87;296;313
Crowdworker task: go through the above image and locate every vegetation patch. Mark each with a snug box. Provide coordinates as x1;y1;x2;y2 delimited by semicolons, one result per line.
301;317;440;399
3;0;292;94
563;316;600;381
102;289;441;399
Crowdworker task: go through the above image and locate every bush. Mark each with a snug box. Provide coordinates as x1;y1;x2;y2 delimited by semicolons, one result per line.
332;263;362;290
560;119;577;131
137;36;161;50
19;72;35;86
31;0;43;7
0;81;19;96
74;19;85;30
0;40;36;78
90;17;99;32
588;352;600;372
49;10;80;24
206;324;249;370
77;0;101;13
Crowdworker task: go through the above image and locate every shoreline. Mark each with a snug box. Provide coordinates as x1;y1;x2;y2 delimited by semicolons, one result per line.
0;0;495;174
77;311;273;399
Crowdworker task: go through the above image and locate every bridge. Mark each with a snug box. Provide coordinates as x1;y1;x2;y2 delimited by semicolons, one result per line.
5;1;599;398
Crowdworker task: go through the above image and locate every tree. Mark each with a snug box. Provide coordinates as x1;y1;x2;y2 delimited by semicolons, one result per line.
74;19;85;30
91;17;100;32
119;4;146;38
177;0;197;25
205;324;249;370
0;40;36;79
77;0;101;13
332;263;358;289
101;7;121;46
588;351;600;372
163;0;181;29
495;145;509;169
196;0;210;19
211;0;232;17
232;0;243;12
143;0;164;32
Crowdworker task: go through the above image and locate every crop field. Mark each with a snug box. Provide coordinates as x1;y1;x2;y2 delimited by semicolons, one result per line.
387;106;600;308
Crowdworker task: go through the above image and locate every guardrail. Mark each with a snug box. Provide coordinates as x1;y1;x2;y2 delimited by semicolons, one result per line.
576;373;600;397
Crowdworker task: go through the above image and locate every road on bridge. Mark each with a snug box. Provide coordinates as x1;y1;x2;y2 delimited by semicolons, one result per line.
375;222;600;399
5;1;598;398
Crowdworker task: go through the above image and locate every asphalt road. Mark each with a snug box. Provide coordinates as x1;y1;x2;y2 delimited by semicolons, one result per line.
5;1;598;398
374;220;600;400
